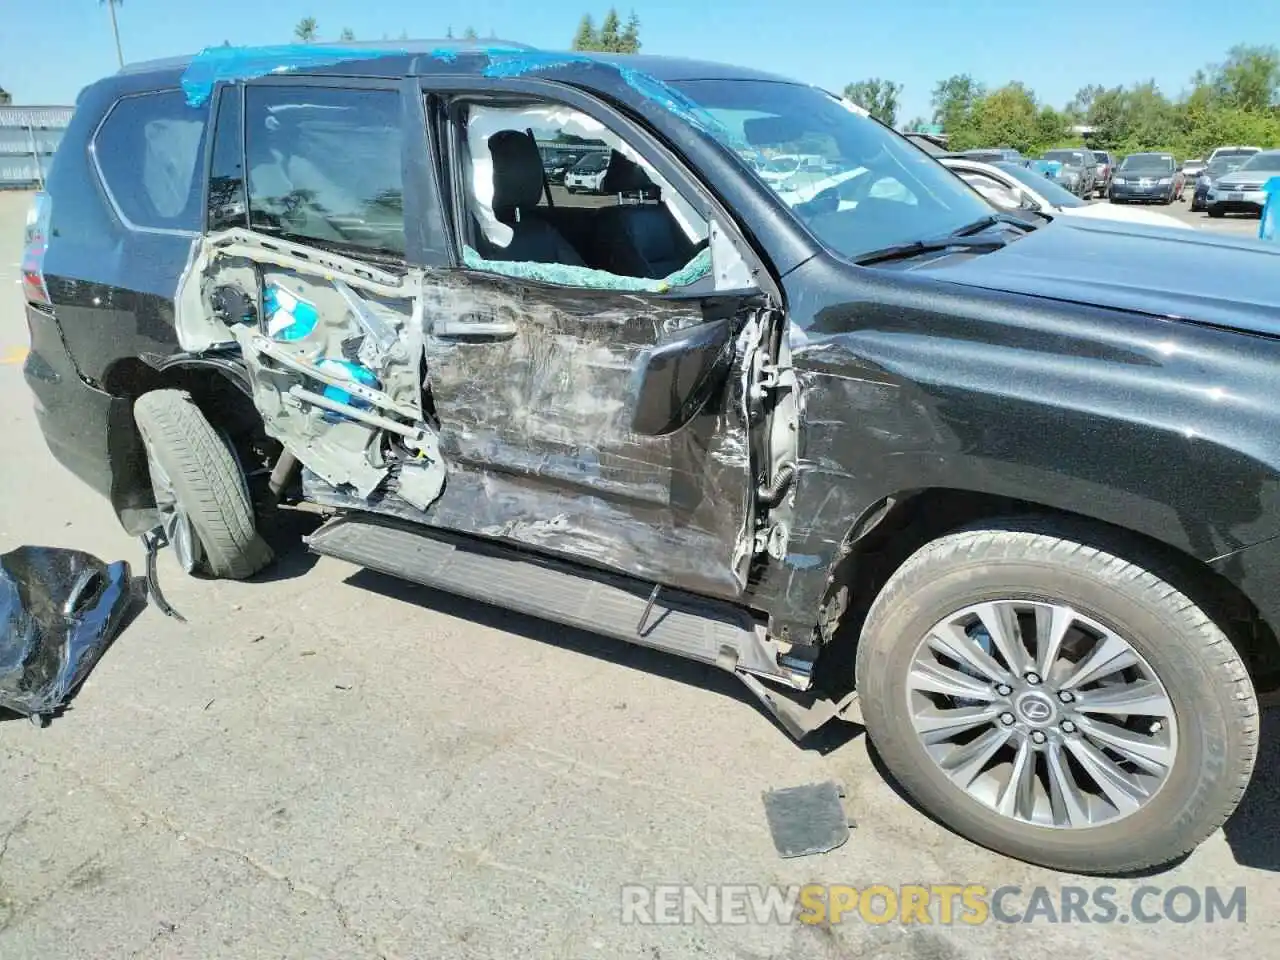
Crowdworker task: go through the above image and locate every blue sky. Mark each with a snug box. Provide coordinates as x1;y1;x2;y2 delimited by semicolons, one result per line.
0;0;1266;124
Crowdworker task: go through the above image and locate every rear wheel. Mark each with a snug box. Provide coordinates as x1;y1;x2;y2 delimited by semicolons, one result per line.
134;390;273;580
855;524;1258;874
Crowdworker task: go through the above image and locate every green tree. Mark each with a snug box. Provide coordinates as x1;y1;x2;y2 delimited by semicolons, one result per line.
1085;86;1129;148
843;78;902;126
0;86;11;106
619;12;641;54
294;17;318;43
100;0;124;69
463;26;479;41
598;9;622;51
903;116;929;133
339;27;355;41
966;83;1039;153
572;15;598;50
1035;105;1067;147
931;74;985;134
572;9;640;53
1065;84;1105;122
1211;44;1280;111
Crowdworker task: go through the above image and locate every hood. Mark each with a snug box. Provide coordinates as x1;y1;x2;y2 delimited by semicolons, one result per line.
1060;203;1192;230
1217;169;1278;187
924;216;1280;335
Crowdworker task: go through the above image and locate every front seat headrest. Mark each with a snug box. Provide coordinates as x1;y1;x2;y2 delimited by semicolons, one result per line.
488;130;546;219
600;152;658;195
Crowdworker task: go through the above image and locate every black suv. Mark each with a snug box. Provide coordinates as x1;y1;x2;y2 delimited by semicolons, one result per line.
22;42;1280;874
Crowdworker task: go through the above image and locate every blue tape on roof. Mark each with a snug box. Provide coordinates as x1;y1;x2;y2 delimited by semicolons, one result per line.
181;44;410;106
180;44;744;149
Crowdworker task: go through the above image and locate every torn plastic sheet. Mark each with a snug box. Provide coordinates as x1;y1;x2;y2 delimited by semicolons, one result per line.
464;103;706;249
0;547;135;721
462;245;711;292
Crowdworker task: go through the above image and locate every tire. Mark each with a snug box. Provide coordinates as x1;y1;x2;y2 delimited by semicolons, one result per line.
1208;205;1225;218
854;524;1258;874
134;390;273;580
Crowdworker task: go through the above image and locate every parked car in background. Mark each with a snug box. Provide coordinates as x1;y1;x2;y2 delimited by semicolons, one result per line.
1208;149;1280;218
1110;153;1183;204
1191;156;1246;211
1207;145;1261;165
1091;150;1116;197
962;148;1025;165
543;152;585;185
564;151;610;193
1181;157;1207;181
1041;149;1097;198
941;156;1191;229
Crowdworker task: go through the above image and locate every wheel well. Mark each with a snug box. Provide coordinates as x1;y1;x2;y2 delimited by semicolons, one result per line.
817;488;1280;695
102;357;277;527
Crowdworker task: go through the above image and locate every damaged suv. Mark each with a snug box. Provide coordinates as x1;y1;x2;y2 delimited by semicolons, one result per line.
22;42;1280;873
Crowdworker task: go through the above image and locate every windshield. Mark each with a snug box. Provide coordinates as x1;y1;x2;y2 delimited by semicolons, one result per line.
1092;151;1110;163
1206;158;1243;176
1044;150;1086;167
573;154;608;172
670;79;993;262
1216;148;1258;160
1240;151;1280;171
994;161;1087;208
1120;154;1174;173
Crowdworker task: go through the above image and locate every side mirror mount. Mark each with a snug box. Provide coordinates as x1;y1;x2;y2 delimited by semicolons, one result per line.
1017;191;1041;212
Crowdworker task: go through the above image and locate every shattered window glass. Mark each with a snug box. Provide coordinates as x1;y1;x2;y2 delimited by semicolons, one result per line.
458;102;710;287
245;86;406;257
670;79;991;263
94;91;208;231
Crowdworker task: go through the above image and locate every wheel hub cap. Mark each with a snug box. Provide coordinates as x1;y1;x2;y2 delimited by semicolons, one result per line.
906;600;1178;830
144;446;202;575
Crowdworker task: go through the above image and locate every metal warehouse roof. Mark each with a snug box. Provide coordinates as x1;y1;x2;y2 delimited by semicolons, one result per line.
0;106;74;129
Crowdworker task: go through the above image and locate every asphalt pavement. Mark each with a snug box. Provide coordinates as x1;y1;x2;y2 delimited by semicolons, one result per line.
1;189;1277;959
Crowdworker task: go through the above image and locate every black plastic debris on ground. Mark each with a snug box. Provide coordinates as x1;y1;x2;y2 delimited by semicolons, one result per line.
762;781;853;858
0;546;136;726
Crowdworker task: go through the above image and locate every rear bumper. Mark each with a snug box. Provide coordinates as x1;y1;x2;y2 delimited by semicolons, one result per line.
23;305;155;534
1207;189;1266;213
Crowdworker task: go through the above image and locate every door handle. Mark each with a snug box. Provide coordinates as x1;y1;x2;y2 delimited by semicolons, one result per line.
432;318;519;341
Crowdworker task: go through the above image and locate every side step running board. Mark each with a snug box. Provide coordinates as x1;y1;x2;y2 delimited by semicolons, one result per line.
306;515;802;690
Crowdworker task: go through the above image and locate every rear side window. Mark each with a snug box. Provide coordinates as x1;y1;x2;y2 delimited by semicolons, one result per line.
244;86;405;257
94;91;208;231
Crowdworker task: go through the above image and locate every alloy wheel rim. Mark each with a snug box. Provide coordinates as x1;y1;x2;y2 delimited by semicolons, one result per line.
906;600;1178;830
145;450;201;575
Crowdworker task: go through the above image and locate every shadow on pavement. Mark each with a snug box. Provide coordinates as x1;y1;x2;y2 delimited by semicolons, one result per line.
248;507;324;584
1223;707;1280;872
344;567;861;755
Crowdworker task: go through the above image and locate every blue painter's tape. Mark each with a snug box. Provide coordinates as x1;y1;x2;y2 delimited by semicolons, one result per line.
1260;176;1280;243
181;44;410;106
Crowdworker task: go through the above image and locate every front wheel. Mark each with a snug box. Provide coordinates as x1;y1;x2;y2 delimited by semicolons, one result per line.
1208;205;1225;218
855;525;1258;874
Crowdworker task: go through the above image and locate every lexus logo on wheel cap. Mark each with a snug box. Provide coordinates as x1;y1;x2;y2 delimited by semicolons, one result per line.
1017;695;1054;723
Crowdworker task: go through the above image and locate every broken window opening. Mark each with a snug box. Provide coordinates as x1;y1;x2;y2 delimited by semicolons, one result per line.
453;101;734;293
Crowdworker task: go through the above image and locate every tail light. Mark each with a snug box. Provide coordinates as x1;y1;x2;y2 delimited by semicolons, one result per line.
21;192;51;306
